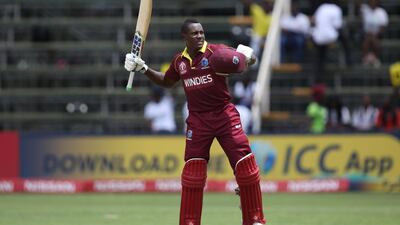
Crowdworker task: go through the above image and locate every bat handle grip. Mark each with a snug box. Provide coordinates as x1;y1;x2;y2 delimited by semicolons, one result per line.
126;71;135;91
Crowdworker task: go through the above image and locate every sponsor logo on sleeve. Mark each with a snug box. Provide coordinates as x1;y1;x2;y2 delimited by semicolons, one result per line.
233;55;240;65
179;62;187;75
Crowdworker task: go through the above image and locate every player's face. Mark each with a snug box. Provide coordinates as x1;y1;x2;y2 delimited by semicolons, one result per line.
183;23;205;51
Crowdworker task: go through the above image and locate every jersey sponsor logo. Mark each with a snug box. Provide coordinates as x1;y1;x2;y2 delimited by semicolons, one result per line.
179;62;187;75
183;74;213;89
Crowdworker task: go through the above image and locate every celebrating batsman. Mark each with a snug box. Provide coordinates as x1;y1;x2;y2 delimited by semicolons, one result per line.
124;19;266;225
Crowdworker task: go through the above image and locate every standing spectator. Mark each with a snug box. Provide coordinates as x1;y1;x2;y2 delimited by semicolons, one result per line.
233;76;255;109
144;87;177;134
359;0;388;67
390;61;400;87
352;94;378;131
244;0;273;60
280;0;310;63
310;0;344;84
326;95;351;132
182;101;189;134
233;97;253;134
306;84;327;134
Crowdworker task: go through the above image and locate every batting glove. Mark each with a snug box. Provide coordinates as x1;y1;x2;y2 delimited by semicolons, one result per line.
124;53;148;73
236;44;254;63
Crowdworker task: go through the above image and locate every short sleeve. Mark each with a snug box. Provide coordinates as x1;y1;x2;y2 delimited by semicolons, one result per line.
378;8;389;26
164;56;181;81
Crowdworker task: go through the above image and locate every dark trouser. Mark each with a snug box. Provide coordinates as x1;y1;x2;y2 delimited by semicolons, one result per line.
280;32;306;63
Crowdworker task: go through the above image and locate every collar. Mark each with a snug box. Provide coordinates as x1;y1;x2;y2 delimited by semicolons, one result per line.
181;41;208;66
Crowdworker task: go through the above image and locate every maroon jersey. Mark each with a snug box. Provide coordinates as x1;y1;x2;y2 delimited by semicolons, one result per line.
165;42;232;112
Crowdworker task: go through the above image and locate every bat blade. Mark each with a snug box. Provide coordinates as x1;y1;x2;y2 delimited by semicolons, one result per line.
126;0;153;91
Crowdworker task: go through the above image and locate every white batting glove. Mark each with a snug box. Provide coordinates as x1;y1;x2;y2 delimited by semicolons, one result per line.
124;53;148;73
236;44;254;63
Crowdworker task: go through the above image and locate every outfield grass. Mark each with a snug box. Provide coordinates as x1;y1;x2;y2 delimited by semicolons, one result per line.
0;193;399;225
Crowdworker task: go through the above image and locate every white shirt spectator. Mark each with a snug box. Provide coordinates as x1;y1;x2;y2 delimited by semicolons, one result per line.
235;104;252;134
280;12;310;35
144;95;176;133
182;101;189;133
311;3;343;45
352;105;378;131
234;81;255;108
361;4;388;35
328;106;351;126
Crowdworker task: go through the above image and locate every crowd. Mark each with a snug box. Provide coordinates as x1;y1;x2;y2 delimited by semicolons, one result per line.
307;85;400;134
235;0;388;78
142;0;398;135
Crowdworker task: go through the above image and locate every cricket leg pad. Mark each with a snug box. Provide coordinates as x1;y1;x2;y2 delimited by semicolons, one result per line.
179;158;207;225
235;154;266;225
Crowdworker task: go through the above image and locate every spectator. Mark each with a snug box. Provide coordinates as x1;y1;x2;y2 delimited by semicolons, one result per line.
243;0;273;60
233;97;253;134
306;84;327;134
144;86;177;134
376;90;400;131
359;0;389;67
351;94;378;131
182;101;189;133
390;61;400;87
310;0;350;84
280;0;310;63
326;95;351;132
233;76;255;109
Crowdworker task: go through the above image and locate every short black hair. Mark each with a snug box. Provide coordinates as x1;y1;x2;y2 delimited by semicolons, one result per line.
181;18;201;34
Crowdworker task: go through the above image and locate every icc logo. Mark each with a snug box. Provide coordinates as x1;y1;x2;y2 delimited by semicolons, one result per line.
251;141;277;174
179;62;187;75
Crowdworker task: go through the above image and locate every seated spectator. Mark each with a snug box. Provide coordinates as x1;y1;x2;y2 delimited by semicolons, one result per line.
359;0;389;67
306;84;327;134
144;87;176;134
351;94;378;131
280;0;310;63
376;92;400;131
326;95;351;132
233;76;255;109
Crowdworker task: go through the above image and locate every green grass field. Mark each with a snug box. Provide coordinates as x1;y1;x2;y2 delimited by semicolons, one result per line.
0;193;399;225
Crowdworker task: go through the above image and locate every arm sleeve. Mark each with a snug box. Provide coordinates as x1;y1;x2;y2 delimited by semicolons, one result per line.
164;55;181;81
341;107;351;124
379;9;389;26
332;7;343;29
144;104;154;120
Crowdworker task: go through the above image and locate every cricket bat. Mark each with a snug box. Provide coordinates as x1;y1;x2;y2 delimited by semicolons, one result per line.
126;0;153;91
